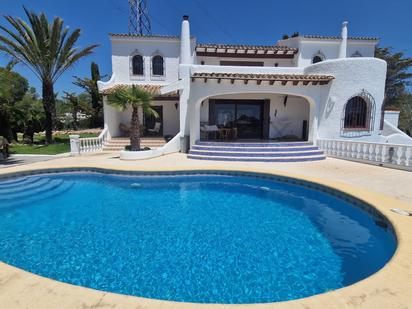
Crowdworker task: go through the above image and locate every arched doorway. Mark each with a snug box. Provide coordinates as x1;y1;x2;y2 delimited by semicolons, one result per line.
198;93;312;142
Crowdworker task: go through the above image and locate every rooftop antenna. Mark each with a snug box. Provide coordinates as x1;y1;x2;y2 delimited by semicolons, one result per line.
128;0;151;35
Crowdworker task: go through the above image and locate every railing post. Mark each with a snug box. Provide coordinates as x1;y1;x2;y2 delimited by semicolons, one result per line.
405;147;411;167
69;135;80;156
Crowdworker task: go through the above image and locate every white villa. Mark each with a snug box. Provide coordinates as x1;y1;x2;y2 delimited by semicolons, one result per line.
94;16;412;164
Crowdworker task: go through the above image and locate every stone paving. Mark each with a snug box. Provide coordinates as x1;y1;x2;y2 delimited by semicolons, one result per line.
0;154;67;169
0;152;411;309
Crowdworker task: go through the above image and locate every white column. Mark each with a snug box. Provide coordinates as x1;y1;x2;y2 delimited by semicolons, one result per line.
338;21;348;58
180;15;191;65
178;15;193;152
69;135;80;156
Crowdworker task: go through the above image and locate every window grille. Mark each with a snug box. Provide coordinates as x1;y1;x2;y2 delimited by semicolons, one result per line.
131;55;143;75
341;90;375;136
152;55;164;76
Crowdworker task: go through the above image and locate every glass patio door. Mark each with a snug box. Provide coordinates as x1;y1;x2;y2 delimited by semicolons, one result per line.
214;101;263;139
236;103;262;138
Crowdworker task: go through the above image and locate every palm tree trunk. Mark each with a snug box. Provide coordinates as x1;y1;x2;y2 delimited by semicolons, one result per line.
0;109;14;142
130;106;141;151
42;79;55;144
23;121;34;144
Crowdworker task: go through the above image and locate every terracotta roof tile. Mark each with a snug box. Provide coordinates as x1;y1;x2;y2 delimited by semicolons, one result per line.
191;72;334;83
100;84;179;97
195;44;298;57
196;43;297;51
302;35;379;41
109;33;180;39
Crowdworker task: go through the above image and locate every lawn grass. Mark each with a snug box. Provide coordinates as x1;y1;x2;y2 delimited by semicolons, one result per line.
10;133;98;155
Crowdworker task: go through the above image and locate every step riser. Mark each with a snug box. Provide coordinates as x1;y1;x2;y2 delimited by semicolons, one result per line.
189;150;324;158
187;155;325;163
196;141;312;147
192;146;319;152
189;141;324;162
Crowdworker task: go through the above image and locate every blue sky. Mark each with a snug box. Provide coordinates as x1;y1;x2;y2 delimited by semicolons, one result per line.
0;0;411;96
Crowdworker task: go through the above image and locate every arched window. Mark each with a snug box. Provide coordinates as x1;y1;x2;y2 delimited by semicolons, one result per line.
312;55;323;64
152;55;164;76
312;51;325;64
344;96;369;129
131;55;143;75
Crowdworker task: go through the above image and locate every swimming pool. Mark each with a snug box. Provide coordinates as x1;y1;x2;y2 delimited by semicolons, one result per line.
0;170;396;304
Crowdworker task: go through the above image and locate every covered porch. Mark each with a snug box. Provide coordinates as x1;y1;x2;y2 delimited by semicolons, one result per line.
186;71;334;147
101;84;180;140
199;93;311;142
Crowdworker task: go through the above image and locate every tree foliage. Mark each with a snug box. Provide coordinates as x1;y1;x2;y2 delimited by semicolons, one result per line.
0;7;98;143
375;46;412;136
62;91;92;130
107;86;157;151
11;87;44;143
0;62;28;141
375;47;412;108
73;62;103;128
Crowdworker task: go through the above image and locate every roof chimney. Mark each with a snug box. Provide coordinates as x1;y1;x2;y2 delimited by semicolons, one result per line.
339;21;348;58
180;15;191;64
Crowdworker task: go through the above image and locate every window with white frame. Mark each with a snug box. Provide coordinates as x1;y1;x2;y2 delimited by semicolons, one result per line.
131;54;144;75
152;55;164;76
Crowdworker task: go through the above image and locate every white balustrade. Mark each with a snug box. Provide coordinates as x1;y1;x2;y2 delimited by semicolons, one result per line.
317;138;412;169
69;127;108;155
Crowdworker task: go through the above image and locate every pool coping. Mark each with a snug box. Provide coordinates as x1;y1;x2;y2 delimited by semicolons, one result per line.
0;164;411;309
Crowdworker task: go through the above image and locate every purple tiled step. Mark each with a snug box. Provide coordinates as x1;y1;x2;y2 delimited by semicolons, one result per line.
189;141;325;162
189;150;324;158
195;140;313;147
192;145;319;152
187;154;325;162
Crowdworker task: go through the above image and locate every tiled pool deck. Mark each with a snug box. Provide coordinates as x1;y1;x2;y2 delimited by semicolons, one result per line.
0;152;411;309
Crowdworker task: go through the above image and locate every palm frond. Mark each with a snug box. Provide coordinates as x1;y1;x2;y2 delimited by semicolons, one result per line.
0;7;97;83
107;85;155;116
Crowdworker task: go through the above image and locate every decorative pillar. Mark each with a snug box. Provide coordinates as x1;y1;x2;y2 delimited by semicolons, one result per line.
338;21;348;58
69;135;80;156
178;15;193;152
180;15;191;65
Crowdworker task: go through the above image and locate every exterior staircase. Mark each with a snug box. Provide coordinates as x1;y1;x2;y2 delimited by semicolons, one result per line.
102;137;166;151
188;140;326;162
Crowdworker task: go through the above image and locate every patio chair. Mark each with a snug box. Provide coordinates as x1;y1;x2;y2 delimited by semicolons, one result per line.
200;125;218;140
147;122;161;135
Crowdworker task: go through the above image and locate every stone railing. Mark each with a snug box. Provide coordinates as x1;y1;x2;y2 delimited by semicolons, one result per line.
70;127;108;155
317;139;412;169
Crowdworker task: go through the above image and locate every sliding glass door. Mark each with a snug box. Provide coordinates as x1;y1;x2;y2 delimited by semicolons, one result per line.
214;100;263;139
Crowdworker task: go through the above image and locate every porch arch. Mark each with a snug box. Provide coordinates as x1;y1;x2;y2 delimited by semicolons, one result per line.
188;89;317;145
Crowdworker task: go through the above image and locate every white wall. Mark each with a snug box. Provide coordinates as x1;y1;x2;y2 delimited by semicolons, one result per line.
110;37;181;85
278;37;376;67
384;110;400;128
297;41;376;67
304;57;387;142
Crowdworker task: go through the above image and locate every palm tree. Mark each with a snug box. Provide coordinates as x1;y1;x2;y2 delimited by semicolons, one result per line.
0;7;98;144
107;85;158;151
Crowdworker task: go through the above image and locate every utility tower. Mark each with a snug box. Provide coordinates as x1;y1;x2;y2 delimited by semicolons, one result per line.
128;0;151;35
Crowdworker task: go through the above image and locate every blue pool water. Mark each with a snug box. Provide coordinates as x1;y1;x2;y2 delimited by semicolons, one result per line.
0;171;396;304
